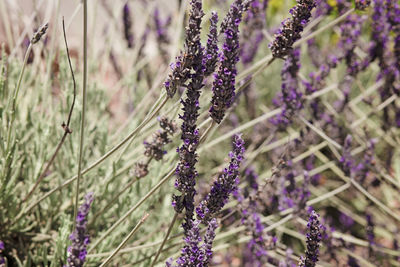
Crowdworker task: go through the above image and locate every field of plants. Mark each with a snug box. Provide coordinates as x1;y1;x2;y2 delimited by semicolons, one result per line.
0;0;400;266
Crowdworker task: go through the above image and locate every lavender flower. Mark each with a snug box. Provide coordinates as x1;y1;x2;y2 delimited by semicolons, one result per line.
209;0;249;124
144;117;176;161
269;0;316;58
338;14;366;76
353;139;376;185
164;0;203;97
369;0;389;64
0;241;4;266
172;0;205;230
176;219;202;266
135;117;177;178
355;0;371;10
199;218;218;266
240;0;268;65
154;8;172;62
31;23;49;44
173;218;218;267
299;210;322;267
203;12;219;76
339;212;354;229
270;48;302;129
234;167;276;266
340;135;354;177
196;134;245;223
65;193;94;267
123;3;134;48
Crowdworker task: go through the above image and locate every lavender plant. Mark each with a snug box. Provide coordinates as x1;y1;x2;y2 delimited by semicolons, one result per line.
209;0;251;124
2;0;400;266
299;210;322;267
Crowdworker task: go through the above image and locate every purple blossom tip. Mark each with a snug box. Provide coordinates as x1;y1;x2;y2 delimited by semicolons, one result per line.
66;193;94;267
269;0;316;58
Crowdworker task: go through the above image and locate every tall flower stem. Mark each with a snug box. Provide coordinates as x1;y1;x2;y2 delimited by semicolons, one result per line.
21;18;76;204
75;0;88;223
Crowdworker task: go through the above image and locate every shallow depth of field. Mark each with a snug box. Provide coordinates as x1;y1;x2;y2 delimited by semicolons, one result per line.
0;0;400;266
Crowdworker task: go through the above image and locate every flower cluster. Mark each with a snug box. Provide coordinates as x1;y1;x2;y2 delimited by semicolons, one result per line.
209;0;250;124
164;0;204;98
234;168;276;266
203;12;219;76
270;48;302;129
338;14;366;76
172;0;205;230
172;218;218;267
339;135;354;177
154;8;172;62
196;134;245;223
123;3;134;48
31;23;49;44
65;193;94;267
135;117;177;178
240;0;268;65
144;117;176;161
172;134;244;266
299;210;322;267
269;0;316;58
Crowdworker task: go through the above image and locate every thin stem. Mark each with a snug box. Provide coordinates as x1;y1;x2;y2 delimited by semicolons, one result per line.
150;212;178;267
21;18;76;204
99;213;150;267
75;0;88;222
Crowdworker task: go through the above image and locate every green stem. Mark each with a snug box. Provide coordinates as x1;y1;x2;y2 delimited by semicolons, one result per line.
74;0;88;222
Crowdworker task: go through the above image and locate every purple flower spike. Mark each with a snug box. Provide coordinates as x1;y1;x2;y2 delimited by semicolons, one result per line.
123;3;134;48
270;48;302;129
176;220;202;266
199;218;218;266
196;134;245;223
269;0;316;58
209;0;250;124
164;0;204;97
240;0;268;65
172;0;205;231
299;210;322;267
204;12;219;76
340;135;354;177
172;218;218;267
154;8;172;62
66;193;94;267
